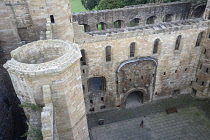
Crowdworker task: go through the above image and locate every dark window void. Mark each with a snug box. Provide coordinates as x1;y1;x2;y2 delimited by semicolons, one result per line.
153;39;160;54
202;82;204;86
130;18;140;27
114;20;123;28
50;15;55;23
209;33;210;39
89;107;94;112
175;70;178;73
146;16;156;24
106;46;111;62
175;35;181;50
185;68;188;71
200;64;202;69
204;49;206;54
101;97;104;101
192;5;206;18
97;22;106;31
163;14;173;22
206;68;209;73
88;77;106;92
80;49;86;65
82;24;90;32
164;72;166;75
130;42;135;57
196;32;203;47
196;78;198;82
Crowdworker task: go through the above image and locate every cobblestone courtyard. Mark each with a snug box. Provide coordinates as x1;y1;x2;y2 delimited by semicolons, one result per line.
88;95;210;140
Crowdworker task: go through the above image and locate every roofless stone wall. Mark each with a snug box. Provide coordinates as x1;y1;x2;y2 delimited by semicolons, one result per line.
4;40;89;140
73;0;207;32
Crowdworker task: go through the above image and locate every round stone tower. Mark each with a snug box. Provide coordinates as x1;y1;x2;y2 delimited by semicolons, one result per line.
4;40;89;140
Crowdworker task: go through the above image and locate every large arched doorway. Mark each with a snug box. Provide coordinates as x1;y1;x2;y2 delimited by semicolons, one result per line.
126;91;143;108
116;57;158;107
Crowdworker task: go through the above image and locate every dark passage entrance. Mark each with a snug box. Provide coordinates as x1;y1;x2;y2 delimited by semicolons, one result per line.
126;91;143;108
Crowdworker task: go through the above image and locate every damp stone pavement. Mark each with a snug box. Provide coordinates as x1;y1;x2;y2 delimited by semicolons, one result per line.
87;95;210;140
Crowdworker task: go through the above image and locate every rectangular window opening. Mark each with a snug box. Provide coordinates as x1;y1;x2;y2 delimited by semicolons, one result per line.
50;15;55;23
206;68;209;73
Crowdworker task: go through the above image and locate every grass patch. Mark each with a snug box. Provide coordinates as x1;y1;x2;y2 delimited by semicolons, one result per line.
70;0;97;13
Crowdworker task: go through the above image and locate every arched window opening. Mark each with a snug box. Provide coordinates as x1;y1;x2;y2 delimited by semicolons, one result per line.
82;24;90;32
163;14;173;22
130;18;140;27
175;35;182;50
80;49;86;65
195;32;203;47
106;46;111;62
114;20;123;28
146;16;156;24
130;42;135;57
153;39;160;54
97;22;106;31
88;77;106;92
192;5;206;18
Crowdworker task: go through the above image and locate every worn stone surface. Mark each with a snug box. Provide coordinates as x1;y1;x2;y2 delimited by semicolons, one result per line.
90;106;210;140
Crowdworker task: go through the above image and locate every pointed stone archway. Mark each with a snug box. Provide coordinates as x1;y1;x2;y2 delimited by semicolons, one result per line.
126;91;144;108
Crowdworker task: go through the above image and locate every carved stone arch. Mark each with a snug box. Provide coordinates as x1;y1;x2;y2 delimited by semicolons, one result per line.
116;57;158;107
146;16;157;24
190;4;207;18
122;87;147;107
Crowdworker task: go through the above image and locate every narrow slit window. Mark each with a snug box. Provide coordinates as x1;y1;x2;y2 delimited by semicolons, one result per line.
202;82;204;86
196;78;198;82
200;64;202;69
50;15;55;23
153;39;160;54
206;68;209;73
106;46;111;62
80;49;86;65
175;35;181;50
175;70;178;73
164;72;166;75
185;68;188;71
195;32;203;47
130;42;135;57
204;49;206;54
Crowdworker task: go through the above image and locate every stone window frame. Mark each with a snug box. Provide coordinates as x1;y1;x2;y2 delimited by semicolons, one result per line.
87;76;107;92
129;42;136;57
195;31;204;47
163;14;174;22
153;38;161;54
97;22;107;31
114;20;124;28
80;49;87;65
130;18;140;27
174;35;182;51
105;45;112;62
146;16;157;25
50;15;55;23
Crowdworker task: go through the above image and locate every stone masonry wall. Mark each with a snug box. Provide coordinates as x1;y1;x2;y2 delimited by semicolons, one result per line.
73;0;207;32
77;20;209;113
4;40;89;140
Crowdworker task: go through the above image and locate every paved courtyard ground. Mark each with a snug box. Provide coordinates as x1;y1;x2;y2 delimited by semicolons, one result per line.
87;95;210;140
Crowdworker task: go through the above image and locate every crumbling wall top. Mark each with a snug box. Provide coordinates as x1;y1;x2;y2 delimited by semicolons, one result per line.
4;40;81;74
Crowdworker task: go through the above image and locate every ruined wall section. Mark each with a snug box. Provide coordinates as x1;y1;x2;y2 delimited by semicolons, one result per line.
0;2;21;60
75;20;209;113
4;40;89;140
26;0;75;42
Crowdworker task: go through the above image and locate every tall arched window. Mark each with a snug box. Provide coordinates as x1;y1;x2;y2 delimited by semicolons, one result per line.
175;35;181;50
106;46;111;62
97;22;106;31
130;42;135;57
195;32;203;47
114;20;124;28
153;39;160;54
80;49;86;65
